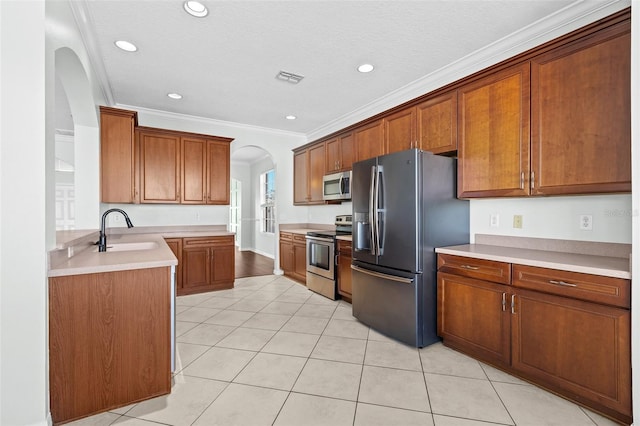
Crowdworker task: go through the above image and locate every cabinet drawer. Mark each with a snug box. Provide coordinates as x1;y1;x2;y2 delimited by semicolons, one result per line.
512;265;630;308
438;254;511;285
183;236;234;248
280;232;293;241
293;234;306;244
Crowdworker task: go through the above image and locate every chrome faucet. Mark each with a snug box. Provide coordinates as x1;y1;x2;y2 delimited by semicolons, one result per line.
98;209;134;252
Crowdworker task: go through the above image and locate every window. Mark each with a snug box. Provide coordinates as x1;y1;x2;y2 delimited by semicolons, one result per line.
260;169;275;233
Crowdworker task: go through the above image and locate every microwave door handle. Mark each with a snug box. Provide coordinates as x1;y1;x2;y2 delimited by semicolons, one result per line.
369;166;377;256
339;175;344;195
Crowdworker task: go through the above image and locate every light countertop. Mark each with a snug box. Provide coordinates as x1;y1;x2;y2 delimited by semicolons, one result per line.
337;235;352;242
50;225;233;278
49;233;178;277
436;244;631;279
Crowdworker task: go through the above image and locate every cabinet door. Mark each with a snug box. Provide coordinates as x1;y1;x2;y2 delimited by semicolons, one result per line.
206;140;230;204
355;120;384;162
211;245;235;285
531;23;631;195
511;288;631;420
164;238;183;291
417;91;457;154
437;272;511;366
337;241;352;299
181;137;207;204
279;239;294;274
182;247;210;290
293;150;309;204
325;137;341;173
308;143;326;203
293;237;307;283
458;63;530;198
139;130;181;203
384;107;416;154
339;132;354;171
100;107;137;203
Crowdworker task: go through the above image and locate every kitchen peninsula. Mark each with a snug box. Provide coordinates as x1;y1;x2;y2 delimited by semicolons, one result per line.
47;225;232;424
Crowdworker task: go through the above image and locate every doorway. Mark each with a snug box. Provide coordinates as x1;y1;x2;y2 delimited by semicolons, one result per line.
230;146;276;277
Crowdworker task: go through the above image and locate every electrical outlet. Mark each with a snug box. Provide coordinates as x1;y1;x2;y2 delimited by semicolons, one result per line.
579;214;593;231
195;212;200;221
113;214;121;222
513;215;523;229
490;213;499;228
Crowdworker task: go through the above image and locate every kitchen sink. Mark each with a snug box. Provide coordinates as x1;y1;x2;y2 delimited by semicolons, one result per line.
94;241;158;252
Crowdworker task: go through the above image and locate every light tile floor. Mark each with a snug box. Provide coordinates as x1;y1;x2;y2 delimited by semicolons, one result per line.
69;275;621;426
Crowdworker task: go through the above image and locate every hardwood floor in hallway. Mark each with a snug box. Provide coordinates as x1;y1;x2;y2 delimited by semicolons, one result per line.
235;247;274;278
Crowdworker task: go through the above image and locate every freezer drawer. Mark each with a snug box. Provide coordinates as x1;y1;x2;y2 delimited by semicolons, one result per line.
351;263;437;347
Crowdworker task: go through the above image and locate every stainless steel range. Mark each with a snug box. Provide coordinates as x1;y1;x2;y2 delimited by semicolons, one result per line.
305;215;352;300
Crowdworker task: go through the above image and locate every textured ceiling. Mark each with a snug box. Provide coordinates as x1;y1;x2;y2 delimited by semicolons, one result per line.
77;0;582;138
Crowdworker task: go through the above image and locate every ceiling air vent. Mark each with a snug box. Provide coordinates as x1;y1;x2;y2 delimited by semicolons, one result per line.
276;70;304;84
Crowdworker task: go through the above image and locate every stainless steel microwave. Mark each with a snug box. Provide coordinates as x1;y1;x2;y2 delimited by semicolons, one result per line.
322;171;351;201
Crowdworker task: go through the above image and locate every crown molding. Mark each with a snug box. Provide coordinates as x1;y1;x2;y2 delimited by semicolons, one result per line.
116;103;307;139
68;0;114;106
307;0;630;142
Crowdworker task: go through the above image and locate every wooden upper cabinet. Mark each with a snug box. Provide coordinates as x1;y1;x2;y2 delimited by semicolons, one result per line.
100;107;137;203
530;22;631;195
293;150;309;204
308;142;326;203
293;142;326;205
181;137;207;204
458;63;531;198
355;119;384;162
206;140;230;205
325;132;354;172
138;128;181;203
417;91;458;154
384;107;416;154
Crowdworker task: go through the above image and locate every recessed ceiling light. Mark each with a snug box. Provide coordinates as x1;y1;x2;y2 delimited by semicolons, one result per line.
183;1;208;17
115;40;137;52
357;63;374;73
285;115;297;120
167;93;183;100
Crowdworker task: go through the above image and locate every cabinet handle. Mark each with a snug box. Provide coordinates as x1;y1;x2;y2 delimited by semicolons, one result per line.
502;293;506;312
459;265;480;270
530;171;535;190
520;172;524;189
549;279;577;287
511;294;516;314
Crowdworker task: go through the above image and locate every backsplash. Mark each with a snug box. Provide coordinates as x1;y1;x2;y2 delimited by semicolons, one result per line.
470;194;632;244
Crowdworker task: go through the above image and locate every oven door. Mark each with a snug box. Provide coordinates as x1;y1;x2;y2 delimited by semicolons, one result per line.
306;235;335;280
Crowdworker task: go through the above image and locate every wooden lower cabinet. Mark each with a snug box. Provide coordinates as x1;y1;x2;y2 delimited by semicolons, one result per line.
181;236;235;295
279;231;307;283
437;255;632;424
164;238;183;291
337;239;352;302
511;288;631;422
49;267;171;424
437;272;511;366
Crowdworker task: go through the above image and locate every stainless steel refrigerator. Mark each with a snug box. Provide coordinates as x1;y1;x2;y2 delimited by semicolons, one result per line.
351;149;469;347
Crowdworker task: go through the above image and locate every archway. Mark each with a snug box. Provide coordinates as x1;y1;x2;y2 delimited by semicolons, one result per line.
54;47;100;231
230;145;277;277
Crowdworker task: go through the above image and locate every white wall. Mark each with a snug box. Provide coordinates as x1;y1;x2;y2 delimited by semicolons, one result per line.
470;194;632;244
0;2;50;425
629;0;639;420
308;202;352;225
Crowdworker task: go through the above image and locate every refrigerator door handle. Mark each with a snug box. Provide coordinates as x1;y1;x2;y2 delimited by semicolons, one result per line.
374;165;382;255
369;166;377;255
351;264;414;284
